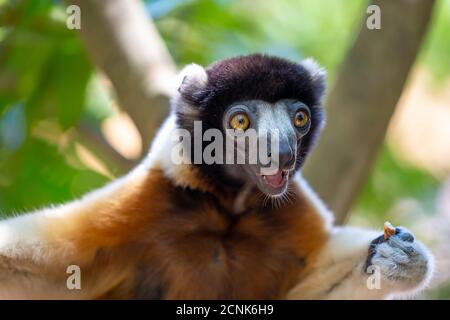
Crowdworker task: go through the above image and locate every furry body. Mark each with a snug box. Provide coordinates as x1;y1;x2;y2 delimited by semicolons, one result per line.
0;55;433;299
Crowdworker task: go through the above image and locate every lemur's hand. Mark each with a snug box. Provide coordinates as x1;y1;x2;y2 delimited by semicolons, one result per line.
365;227;432;292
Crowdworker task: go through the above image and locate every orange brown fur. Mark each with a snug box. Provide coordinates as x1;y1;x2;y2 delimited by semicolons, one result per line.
34;161;329;299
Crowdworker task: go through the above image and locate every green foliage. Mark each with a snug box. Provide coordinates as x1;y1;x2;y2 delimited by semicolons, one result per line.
0;1;91;127
354;146;439;223
152;0;366;80
420;0;450;83
0;136;108;216
151;0;450;83
0;0;110;214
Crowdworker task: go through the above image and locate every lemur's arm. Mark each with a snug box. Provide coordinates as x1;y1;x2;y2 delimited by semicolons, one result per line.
287;226;433;299
0;166;148;299
0;205;90;298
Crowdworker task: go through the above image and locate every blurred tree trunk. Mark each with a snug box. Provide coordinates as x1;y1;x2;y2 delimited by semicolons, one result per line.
304;0;436;224
71;0;176;157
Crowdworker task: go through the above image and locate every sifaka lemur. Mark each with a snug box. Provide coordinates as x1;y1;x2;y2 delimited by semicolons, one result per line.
0;54;433;299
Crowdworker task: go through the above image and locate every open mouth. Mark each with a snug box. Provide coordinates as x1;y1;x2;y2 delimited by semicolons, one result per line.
245;166;291;196
261;170;288;189
254;169;290;196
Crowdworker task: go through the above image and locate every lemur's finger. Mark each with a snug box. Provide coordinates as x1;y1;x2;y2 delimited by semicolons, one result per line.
365;234;386;271
394;227;415;243
376;242;410;264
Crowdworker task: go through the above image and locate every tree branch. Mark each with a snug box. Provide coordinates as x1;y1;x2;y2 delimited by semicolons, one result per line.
303;0;436;224
76;121;136;173
71;0;177;153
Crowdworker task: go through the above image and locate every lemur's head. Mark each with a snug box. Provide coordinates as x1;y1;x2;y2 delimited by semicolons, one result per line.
172;54;326;196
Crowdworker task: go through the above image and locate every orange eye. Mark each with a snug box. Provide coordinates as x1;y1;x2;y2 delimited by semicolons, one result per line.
229;113;250;130
294;110;309;128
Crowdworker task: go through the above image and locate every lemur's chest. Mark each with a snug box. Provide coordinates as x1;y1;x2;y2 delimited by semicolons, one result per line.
144;201;321;299
124;170;329;299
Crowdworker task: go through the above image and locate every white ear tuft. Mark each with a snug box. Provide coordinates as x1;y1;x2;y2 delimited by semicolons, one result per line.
177;63;208;94
300;58;327;83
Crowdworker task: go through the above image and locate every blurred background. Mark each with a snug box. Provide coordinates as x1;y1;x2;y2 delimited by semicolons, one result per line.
0;0;449;299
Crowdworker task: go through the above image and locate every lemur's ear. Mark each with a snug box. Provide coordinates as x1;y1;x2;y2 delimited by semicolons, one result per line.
177;63;208;96
300;58;327;103
173;63;208;115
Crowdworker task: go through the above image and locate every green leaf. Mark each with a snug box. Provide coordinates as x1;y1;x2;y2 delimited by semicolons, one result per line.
354;146;439;222
53;44;92;129
0;136;109;217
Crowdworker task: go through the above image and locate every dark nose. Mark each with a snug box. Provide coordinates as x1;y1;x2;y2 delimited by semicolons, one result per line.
278;140;295;170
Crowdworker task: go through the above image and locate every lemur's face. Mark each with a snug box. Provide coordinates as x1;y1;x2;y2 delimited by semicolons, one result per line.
174;54;326;196
222;99;311;195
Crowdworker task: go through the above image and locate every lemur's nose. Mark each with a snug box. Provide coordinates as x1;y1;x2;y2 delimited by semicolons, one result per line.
278;141;295;170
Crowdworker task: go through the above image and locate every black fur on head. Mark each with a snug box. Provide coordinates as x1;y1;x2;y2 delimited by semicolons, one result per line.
173;53;327;191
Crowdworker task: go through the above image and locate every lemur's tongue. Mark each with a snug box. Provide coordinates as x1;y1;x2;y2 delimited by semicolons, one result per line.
262;171;284;188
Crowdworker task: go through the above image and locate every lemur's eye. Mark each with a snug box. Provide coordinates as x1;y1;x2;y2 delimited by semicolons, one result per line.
294;110;309;128
230;113;250;130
